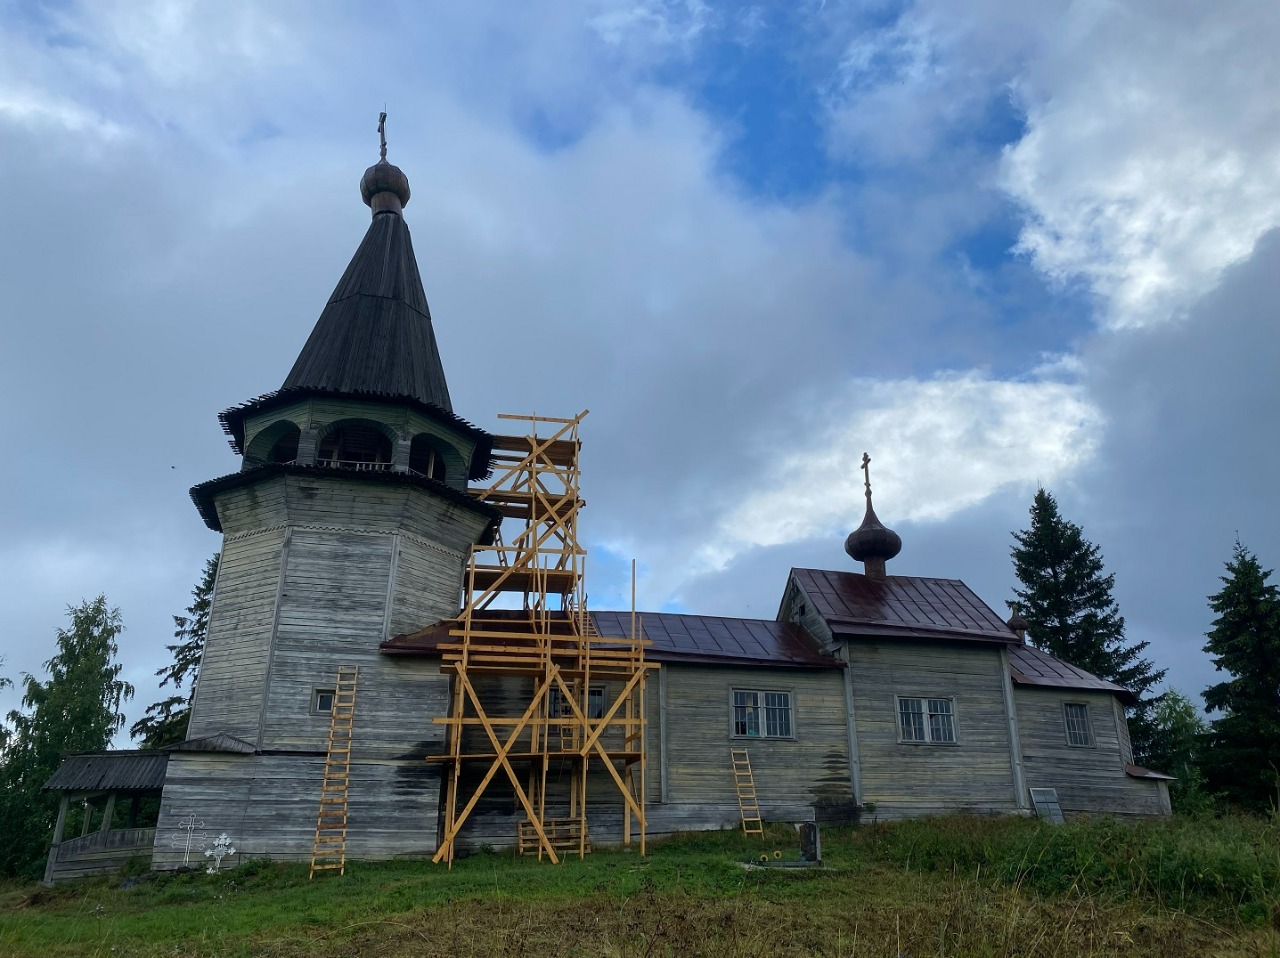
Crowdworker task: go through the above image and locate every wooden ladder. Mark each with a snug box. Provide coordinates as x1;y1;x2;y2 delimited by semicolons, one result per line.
310;665;359;878
730;748;764;836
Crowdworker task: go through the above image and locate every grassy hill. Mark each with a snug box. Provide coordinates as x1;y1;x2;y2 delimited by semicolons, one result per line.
2;814;1276;957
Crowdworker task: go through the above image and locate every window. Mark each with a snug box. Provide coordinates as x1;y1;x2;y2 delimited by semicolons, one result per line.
547;686;606;721
898;697;956;744
1063;703;1094;747
732;690;793;738
312;688;335;714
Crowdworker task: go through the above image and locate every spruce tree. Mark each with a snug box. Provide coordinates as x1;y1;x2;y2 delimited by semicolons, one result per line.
131;553;219;749
1009;489;1166;762
0;597;134;877
1202;540;1280;811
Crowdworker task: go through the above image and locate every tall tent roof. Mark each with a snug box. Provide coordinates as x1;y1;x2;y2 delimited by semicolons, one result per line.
281;207;453;410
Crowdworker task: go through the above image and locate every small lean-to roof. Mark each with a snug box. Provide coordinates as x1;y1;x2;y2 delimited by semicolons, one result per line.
168;733;257;754
790;568;1017;643
1007;643;1137;705
1125;763;1177;781
45;750;169;793
381;610;842;669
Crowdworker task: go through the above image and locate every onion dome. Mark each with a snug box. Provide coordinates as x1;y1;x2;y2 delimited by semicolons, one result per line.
1006;607;1028;640
844;453;901;578
360;112;411;214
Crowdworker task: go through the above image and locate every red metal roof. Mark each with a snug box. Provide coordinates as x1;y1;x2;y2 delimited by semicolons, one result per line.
382;609;842;669
592;611;841;669
790;568;1017;643
1007;643;1137;705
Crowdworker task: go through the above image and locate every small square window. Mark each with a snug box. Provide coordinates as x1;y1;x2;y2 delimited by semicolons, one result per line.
547;686;607;725
898;696;957;744
312;689;335;714
1063;703;1093;747
732;690;793;738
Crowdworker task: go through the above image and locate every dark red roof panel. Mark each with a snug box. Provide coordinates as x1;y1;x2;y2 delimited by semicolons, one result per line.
1007;643;1136;704
791;568;1016;643
592;611;841;668
382;610;842;669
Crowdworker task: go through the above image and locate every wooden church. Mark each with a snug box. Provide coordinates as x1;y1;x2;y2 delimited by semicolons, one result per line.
42;130;1173;882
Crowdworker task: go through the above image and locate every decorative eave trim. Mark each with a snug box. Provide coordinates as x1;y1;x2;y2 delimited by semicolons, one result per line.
217;387;494;480
189;463;502;539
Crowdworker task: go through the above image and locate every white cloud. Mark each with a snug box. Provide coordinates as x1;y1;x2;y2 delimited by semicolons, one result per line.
1000;0;1280;328
0;89;125;139
694;370;1103;572
589;0;714;52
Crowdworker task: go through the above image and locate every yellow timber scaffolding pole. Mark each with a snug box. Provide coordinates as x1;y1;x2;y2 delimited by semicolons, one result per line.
429;411;652;865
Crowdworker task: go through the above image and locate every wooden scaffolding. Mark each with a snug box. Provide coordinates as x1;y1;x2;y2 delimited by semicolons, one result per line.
429;411;650;865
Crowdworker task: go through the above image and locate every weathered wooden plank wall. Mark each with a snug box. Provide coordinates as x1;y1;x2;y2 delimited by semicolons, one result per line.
1014;687;1168;817
49;828;156;882
660;664;852;825
186;526;285;743
154;751;443;867
848;639;1019;819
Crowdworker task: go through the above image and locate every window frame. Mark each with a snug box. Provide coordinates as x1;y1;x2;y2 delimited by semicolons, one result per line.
729;688;796;740
1062;701;1095;748
895;695;959;745
311;688;335;716
547;685;608;723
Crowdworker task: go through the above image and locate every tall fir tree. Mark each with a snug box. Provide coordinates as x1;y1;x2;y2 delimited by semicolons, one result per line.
0;596;134;877
1009;489;1166;762
131;554;219;749
1202;540;1280;811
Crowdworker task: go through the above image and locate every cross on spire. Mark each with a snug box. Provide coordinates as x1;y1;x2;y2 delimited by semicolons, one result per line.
378;111;387;161
861;452;872;500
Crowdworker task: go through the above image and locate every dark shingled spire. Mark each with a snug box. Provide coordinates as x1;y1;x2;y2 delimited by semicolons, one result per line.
282;115;451;410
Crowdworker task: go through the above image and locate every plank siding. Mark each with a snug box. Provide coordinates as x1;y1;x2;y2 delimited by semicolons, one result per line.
48;828;157;882
187;528;285;742
171;468;491;865
154;750;443;867
389;534;468;636
848;639;1019;819
661;664;852;827
1014;687;1168;818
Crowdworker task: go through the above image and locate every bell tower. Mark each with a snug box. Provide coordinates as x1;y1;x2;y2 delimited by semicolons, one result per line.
155;118;500;866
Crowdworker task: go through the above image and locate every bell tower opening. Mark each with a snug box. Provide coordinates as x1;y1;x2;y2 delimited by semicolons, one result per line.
317;421;393;471
408;433;448;482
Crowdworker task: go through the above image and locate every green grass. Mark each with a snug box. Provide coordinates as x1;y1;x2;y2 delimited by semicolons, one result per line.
1;817;1277;957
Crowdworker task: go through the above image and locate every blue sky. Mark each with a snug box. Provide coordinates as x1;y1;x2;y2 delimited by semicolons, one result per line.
0;0;1276;736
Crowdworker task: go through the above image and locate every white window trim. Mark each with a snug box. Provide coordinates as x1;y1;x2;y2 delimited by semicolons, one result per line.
1063;701;1095;748
895;695;959;745
730;688;797;740
311;688;335;716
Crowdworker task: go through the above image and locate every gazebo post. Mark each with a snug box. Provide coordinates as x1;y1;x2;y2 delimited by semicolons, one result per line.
80;797;93;837
43;794;70;886
100;794;116;834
